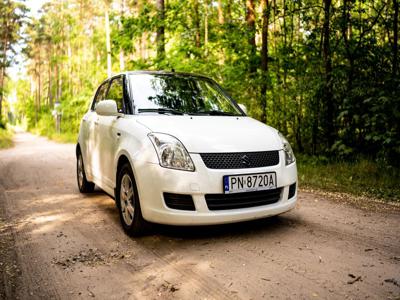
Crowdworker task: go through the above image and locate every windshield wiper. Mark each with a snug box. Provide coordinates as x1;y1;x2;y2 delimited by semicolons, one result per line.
191;110;237;116
138;108;184;115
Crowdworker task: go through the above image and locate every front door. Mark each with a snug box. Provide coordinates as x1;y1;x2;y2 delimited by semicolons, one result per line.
96;76;126;190
88;80;109;180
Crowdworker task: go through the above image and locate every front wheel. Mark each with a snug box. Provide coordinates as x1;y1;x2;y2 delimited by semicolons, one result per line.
116;163;150;236
77;150;95;193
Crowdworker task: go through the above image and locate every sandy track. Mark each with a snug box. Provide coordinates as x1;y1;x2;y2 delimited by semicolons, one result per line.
0;132;399;299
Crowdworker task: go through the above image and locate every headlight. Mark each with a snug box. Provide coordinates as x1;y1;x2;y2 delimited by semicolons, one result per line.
278;132;296;165
148;133;195;171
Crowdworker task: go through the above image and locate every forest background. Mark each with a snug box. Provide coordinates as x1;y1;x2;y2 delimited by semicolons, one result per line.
0;0;399;200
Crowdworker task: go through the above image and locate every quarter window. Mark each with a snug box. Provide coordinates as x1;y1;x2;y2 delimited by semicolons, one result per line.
106;77;125;113
92;81;109;110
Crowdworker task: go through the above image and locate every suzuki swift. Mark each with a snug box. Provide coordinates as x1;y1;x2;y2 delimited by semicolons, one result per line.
77;71;297;235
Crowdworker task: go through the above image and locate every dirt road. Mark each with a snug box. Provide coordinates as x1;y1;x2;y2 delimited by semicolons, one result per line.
0;132;399;299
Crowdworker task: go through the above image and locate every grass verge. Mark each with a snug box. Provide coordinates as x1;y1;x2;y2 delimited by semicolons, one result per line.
30;119;77;144
297;155;400;202
46;132;77;143
0;128;13;149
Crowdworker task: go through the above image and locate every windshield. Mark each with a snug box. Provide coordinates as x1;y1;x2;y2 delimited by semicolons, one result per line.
128;74;243;116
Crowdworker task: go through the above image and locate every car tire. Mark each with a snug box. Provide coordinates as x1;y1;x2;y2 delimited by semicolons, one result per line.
77;150;95;193
116;163;151;236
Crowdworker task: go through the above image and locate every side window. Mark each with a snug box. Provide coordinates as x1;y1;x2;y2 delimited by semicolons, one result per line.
92;81;109;111
106;77;124;113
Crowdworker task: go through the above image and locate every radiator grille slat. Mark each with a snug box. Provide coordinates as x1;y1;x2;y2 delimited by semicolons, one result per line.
205;188;282;210
200;151;280;169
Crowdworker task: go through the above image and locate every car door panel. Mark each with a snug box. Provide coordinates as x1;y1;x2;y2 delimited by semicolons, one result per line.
82;111;97;180
96;76;126;190
96;116;120;188
90;81;110;183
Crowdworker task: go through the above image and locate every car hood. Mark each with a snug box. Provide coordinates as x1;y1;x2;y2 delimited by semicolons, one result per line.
136;116;282;153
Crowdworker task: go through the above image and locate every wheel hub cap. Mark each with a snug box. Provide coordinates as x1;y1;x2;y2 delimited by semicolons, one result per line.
120;174;134;226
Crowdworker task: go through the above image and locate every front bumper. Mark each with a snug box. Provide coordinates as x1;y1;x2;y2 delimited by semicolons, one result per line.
133;151;298;225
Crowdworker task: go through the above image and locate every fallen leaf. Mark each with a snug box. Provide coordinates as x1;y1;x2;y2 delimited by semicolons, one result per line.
347;276;362;284
261;278;270;281
384;278;400;287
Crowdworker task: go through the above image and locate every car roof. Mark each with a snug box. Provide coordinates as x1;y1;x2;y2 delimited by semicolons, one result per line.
111;70;213;81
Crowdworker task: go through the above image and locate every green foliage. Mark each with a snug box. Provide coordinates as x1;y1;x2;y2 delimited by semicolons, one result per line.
6;0;400;168
30;112;77;143
0;0;27;120
0;127;13;149
59;95;91;138
298;155;400;201
0;117;6;129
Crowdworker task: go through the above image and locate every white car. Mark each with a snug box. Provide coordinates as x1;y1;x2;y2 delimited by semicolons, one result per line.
77;71;297;235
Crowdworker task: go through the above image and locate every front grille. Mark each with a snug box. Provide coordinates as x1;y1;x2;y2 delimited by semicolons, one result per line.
205;188;282;211
288;182;296;199
200;151;280;169
164;193;195;211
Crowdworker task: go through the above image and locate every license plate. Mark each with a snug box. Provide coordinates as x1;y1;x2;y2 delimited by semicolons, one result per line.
223;172;277;194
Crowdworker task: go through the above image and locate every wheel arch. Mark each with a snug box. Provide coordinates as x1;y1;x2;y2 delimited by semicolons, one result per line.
115;153;151;235
116;154;131;177
114;151;137;188
114;152;138;203
76;143;81;157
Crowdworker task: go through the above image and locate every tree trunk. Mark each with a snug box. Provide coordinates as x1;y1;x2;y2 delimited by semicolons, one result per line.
141;33;147;59
323;0;334;148
35;75;38;125
261;0;269;77
57;53;62;103
393;0;399;77
296;94;304;152
246;0;257;75
311;98;319;155
119;0;126;71
272;0;280;128
204;0;208;55
0;37;7;119
156;0;165;60
105;9;112;77
119;50;125;71
217;0;224;24
341;0;355;92
38;51;42;110
193;0;201;48
48;60;52;107
282;0;288;134
226;0;232;23
260;0;270;124
0;66;4;119
67;41;72;96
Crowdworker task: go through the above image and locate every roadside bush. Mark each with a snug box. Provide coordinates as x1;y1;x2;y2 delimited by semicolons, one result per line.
0;127;13;149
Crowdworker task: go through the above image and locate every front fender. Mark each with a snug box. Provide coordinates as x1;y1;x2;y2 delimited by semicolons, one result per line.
113;131;158;190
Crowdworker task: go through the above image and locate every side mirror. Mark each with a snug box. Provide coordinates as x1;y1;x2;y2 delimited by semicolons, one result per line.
96;100;120;116
238;103;247;115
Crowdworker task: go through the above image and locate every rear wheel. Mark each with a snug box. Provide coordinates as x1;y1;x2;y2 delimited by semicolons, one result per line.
77;150;95;193
116;163;150;236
